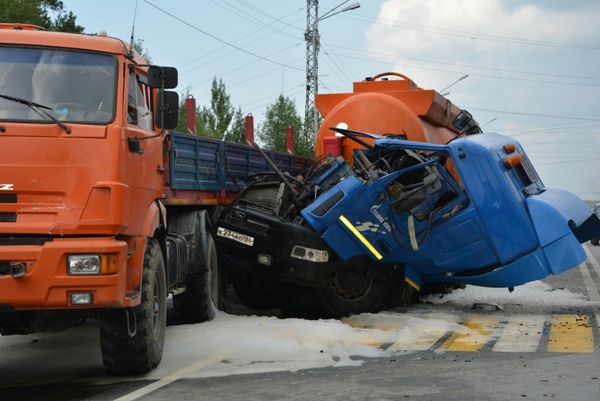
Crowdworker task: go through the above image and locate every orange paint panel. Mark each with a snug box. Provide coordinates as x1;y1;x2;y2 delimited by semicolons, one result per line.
0;237;133;309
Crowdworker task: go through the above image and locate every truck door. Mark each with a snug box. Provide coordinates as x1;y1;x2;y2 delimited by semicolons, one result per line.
123;68;164;235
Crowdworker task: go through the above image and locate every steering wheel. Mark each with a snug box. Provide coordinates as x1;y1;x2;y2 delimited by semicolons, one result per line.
52;102;90;115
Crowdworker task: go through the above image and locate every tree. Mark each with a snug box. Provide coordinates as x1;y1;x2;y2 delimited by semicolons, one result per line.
133;38;152;63
259;95;312;156
176;78;237;140
175;88;193;133
203;77;234;139
0;0;83;33
224;107;247;144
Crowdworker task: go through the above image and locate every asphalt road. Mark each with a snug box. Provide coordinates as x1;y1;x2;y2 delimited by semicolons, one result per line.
1;244;600;401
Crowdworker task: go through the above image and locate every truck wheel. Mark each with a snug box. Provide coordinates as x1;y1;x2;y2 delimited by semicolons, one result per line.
174;234;221;323
99;238;167;375
315;264;387;318
592;237;599;246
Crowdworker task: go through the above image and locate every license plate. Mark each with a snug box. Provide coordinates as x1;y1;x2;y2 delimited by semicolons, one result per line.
217;227;254;247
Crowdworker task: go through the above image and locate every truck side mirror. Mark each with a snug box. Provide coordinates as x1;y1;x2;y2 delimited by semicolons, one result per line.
147;66;178;89
156;90;179;129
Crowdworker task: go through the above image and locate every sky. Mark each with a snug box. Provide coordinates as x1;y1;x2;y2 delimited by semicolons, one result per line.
61;0;600;200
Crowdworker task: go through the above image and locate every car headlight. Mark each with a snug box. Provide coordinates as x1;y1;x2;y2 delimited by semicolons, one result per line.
67;254;101;275
291;246;329;263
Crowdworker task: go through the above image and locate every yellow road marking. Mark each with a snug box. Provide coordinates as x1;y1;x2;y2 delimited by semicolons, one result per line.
548;314;594;353
442;317;498;351
339;215;383;260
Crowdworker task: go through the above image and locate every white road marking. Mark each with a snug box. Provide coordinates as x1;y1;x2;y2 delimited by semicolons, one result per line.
580;247;600;329
112;358;218;401
584;246;600;283
579;262;600;303
492;315;546;352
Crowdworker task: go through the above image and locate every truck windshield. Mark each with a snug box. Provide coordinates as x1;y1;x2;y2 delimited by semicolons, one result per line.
0;46;117;124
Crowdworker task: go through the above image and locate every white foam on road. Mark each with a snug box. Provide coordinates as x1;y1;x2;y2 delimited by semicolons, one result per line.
422;280;593;308
148;310;464;380
344;311;465;351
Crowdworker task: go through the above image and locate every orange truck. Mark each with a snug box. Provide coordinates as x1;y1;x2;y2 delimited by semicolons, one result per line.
0;23;311;375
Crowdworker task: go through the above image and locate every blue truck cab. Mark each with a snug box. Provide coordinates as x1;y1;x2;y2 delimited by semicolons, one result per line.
302;133;600;291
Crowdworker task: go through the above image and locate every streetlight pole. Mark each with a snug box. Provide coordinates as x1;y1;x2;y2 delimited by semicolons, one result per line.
439;73;469;94
304;0;360;151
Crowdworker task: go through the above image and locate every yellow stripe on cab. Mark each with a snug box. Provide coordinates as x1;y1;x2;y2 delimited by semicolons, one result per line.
339;215;383;260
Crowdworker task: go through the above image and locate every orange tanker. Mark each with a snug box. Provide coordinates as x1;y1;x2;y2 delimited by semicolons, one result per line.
315;72;480;161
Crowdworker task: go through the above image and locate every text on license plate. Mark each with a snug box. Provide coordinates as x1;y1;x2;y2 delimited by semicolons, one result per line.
217;227;254;246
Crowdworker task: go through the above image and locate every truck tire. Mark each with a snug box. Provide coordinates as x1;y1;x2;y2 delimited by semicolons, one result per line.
315;263;387;318
99;238;167;375
592;237;599;246
174;234;221;323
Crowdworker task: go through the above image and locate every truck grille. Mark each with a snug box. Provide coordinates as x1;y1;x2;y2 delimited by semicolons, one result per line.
520;152;541;185
0;194;17;203
0;213;16;222
0;235;53;246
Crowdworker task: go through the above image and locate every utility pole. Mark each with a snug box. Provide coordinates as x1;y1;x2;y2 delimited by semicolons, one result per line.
304;1;360;150
304;0;319;151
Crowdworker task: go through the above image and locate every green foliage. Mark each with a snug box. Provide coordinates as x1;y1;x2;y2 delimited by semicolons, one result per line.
0;0;83;33
176;78;246;143
259;95;312;157
132;38;152;63
224;107;246;144
175;88;193;133
205;77;234;139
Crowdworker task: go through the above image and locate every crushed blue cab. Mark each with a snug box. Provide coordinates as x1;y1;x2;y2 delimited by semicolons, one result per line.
301;133;599;289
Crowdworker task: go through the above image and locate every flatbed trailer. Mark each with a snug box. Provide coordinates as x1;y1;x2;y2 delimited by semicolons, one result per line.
163;131;311;207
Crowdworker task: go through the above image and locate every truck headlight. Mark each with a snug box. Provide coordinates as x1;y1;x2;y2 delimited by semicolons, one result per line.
291;246;329;263
67;254;101;275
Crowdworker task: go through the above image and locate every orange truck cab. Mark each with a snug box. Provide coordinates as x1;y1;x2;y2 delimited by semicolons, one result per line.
0;24;210;375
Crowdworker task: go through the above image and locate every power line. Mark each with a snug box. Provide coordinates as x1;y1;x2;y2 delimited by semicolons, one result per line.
535;157;600;166
234;0;305;32
500;122;600;133
326;43;600;81
235;3;359;84
339;14;600;50
142;0;304;72
329;44;600;87
211;0;300;41
506;123;600;136
321;43;354;82
226;57;305;90
178;8;304;69
248;88;306;113
242;84;304;108
322;51;600;89
467;107;600;122
188;44;302;89
321;48;353;83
